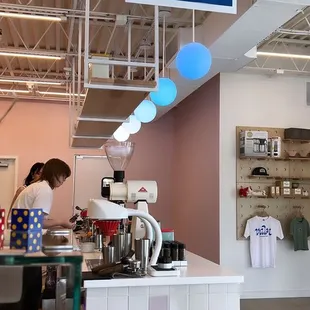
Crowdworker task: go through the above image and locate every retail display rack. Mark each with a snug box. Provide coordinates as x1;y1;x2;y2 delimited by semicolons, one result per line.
236;126;310;240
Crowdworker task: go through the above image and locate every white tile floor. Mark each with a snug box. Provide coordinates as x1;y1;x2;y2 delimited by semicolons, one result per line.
241;298;310;310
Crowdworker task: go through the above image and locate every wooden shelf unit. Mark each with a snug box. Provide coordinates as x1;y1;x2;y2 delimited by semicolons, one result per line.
71;79;154;148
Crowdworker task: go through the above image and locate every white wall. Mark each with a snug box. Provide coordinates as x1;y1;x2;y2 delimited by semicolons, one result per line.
220;73;310;299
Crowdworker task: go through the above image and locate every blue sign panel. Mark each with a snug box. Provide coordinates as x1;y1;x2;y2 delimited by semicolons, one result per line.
125;0;236;13
178;0;232;6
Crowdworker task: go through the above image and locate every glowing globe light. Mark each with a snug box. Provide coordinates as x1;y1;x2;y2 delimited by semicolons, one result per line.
113;126;130;142
122;115;141;134
176;42;212;80
150;77;177;107
134;100;157;123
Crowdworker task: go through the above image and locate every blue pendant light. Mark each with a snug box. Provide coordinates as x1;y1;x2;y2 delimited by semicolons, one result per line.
150;77;177;107
114;126;130;142
122;115;141;134
176;42;212;80
134;100;157;123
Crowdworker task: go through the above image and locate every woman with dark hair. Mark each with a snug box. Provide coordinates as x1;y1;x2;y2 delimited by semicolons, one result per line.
7;162;44;227
24;162;44;186
13;158;72;228
6;158;72;310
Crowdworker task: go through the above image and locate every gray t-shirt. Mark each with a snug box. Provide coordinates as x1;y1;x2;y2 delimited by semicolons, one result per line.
290;217;310;251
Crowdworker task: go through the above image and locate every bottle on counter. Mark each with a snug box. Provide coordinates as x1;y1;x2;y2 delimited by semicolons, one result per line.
177;242;186;261
171;242;179;261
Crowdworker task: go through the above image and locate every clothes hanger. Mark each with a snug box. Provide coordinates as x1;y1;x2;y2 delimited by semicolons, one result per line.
293;206;304;218
256;205;269;217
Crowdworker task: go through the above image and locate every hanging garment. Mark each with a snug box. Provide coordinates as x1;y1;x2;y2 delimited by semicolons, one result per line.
290;217;310;251
244;216;284;268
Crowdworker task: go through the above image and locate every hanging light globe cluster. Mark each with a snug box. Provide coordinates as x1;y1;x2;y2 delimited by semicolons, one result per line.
113;115;142;142
113;77;178;142
113;7;212;142
113;43;212;142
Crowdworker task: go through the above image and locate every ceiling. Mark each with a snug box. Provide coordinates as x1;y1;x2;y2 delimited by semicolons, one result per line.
1;1;306;102
0;0;306;148
245;6;310;76
0;0;209;102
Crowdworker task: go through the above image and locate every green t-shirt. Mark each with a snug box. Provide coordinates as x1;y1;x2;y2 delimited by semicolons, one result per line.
290;217;310;251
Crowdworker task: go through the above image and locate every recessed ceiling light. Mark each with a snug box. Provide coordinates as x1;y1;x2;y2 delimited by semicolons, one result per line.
38;91;86;97
0;12;66;22
0;89;29;94
0;51;62;60
257;51;310;60
0;79;63;86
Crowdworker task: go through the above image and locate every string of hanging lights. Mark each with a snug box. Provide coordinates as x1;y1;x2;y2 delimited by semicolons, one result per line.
113;9;212;142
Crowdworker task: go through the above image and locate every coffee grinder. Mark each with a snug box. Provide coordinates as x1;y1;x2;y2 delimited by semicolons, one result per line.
101;141;158;242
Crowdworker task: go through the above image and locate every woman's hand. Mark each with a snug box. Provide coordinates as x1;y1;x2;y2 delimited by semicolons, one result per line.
43;219;73;229
60;221;73;229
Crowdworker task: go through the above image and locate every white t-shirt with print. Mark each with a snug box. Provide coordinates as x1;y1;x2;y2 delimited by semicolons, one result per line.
244;216;284;268
13;180;53;215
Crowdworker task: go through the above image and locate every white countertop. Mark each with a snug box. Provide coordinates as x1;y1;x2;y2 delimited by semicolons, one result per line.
82;251;244;288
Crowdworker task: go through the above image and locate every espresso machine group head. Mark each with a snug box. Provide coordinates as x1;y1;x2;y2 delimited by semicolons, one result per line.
88;199;162;266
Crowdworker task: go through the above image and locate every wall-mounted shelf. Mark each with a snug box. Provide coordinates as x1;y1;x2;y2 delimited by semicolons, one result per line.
240;156;310;161
248;175;310;181
236;126;310;240
239;196;268;199
283;139;310;144
240;156;284;160
248;175;277;180
239;196;309;200
71;84;151;148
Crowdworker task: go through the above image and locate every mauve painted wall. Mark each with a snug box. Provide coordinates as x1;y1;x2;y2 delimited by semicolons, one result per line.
0;101;174;227
0;101;85;222
127;113;174;227
0;76;220;261
172;75;220;263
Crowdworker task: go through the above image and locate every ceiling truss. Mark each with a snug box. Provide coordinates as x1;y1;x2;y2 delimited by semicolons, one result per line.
248;7;310;76
0;0;208;101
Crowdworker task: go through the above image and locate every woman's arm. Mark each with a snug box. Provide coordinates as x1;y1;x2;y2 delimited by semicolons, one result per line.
6;186;25;227
43;218;72;229
32;185;72;229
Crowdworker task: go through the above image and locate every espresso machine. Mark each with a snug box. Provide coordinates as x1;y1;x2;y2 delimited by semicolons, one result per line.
86;141;180;277
87;199;179;277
